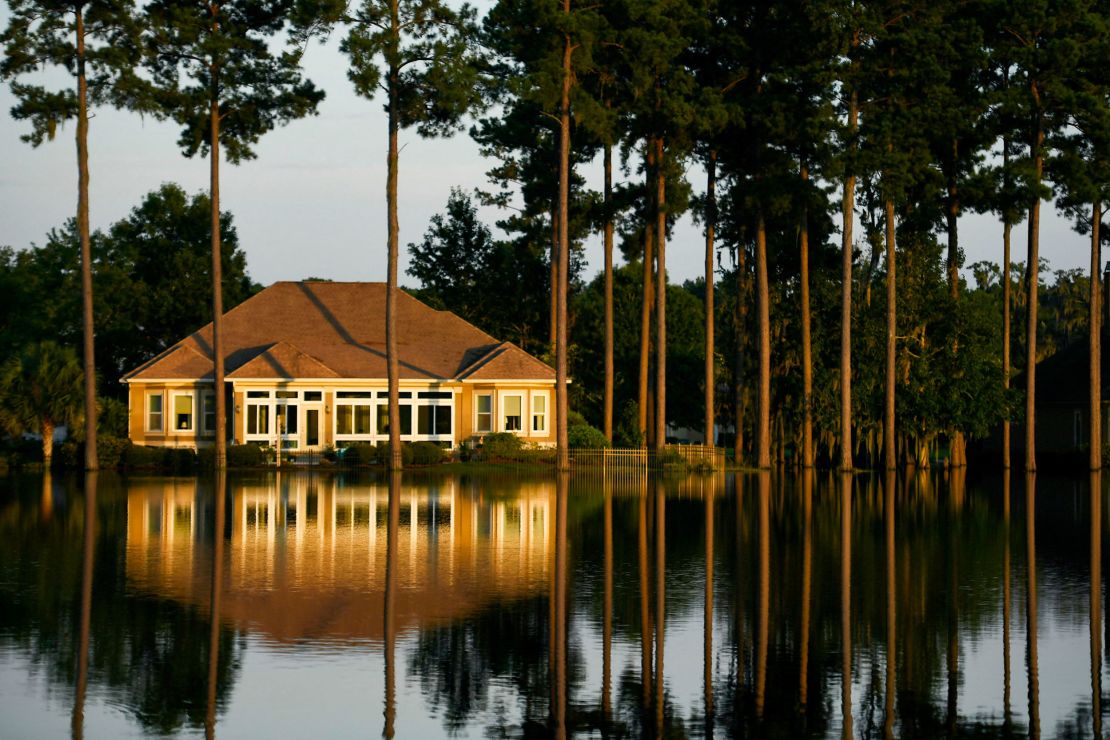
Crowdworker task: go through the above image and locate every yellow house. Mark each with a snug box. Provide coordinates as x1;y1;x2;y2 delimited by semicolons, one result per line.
122;281;556;451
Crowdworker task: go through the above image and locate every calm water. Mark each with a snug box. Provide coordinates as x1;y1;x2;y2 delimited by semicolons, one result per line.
0;469;1104;738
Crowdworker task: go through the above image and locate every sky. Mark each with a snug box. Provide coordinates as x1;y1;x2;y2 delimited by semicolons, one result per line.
0;10;1098;293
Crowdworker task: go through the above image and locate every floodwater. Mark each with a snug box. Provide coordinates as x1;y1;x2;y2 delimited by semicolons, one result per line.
0;468;1103;738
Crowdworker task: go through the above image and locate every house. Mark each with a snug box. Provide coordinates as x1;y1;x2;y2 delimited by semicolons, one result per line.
122;281;555;451
983;336;1107;462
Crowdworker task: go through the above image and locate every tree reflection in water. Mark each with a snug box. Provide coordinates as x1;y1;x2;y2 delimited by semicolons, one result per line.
2;469;1108;737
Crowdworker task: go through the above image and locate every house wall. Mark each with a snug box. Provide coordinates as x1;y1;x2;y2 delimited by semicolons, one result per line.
127;380;556;450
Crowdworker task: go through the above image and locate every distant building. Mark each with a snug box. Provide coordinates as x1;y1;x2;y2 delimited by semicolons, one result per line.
122;282;555;451
987;337;1107;462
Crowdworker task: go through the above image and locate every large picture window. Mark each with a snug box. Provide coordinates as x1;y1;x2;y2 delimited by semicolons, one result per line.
418;404;452;435
247;404;270;435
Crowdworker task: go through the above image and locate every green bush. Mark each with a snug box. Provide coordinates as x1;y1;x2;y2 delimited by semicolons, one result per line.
409;441;445;465
96;435;130;468
376;441;414;466
227;443;267;467
341;443;380;466
568;423;609;449
481;432;523;460
164;447;196;472
122;444;165;469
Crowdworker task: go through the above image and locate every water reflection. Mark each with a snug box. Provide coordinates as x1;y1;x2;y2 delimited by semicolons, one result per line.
0;469;1107;737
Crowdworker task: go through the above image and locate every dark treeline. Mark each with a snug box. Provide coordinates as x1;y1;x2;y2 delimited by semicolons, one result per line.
3;0;1109;470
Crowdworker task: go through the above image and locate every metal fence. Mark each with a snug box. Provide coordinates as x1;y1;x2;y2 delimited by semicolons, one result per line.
569;444;726;473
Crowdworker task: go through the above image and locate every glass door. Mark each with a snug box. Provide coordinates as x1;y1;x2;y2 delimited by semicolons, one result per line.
304;408;321;448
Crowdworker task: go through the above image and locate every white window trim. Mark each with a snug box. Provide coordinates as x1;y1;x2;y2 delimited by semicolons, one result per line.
529;390;550;437
146;391;165;433
474;392;494;434
200;391;217;436
170;391;195;434
499;392;525;435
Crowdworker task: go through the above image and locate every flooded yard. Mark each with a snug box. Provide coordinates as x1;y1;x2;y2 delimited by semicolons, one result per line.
0;469;1103;738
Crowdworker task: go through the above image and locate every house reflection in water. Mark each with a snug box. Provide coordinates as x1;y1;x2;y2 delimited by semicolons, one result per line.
125;475;553;644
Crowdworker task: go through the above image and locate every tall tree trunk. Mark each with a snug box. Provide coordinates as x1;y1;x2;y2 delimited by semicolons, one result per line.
884;192;896;470
209;18;226;470
654;137;667;453
946;142;966;467
386;23;402;470
1091;201;1102;470
42;419;55;465
705;150;717;448
555;12;571;470
800;161;813;468
75;7;97;471
603;142;614;443
756;208;771;469
839;34;860;471
1025;104;1044;473
639;146;656;446
1003;216;1012;469
734;246;747;464
550;206;558;353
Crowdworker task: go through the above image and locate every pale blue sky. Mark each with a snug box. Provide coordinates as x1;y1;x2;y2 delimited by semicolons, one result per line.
0;8;1095;291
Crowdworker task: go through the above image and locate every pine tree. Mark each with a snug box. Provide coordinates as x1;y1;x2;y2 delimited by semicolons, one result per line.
144;0;325;468
2;0;144;470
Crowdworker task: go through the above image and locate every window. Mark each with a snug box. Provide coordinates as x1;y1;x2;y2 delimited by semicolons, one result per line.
147;393;164;432
418;405;452;435
376;391;412;398
377;404;411;435
304;391;323;402
247;404;270;435
475;394;492;433
503;395;522;432
247;390;270;399
338;391;374;399
336;405;353;435
202;392;216;434
275;390;298;399
173;393;194;431
532;394;547;433
418;391;452;399
276;404;298;434
355;406;373;435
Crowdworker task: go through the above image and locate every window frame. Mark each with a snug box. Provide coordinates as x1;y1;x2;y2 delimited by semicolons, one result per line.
530;390;550;436
500;392;525;434
474;392;493;434
146;391;165;433
170;391;195;433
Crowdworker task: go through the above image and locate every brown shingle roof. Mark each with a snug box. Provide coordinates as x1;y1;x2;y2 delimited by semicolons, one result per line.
123;282;553;382
459;341;556;381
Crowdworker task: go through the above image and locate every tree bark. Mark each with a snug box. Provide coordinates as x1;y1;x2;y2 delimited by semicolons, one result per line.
884;192;896;470
75;6;98;471
639;145;656;446
946;140;965;467
550;205;558;354
756;208;771;469
1025;103;1044;473
1091;200;1102;470
209;4;226;469
1003;133;1012;468
800;161;813;467
654;137;667;452
386;1;402;471
42;418;55;465
1003;217;1012;469
555;9;571;470
839;33;859;471
603;142;614;443
734;245;747;464
705;150;717;448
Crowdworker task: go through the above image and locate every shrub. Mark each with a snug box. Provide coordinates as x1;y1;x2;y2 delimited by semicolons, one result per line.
341;443;380;466
164;447;196;472
481;432;523;460
97;397;129;438
568;423;609;449
567;410;590;428
122;444;164;469
409;441;445;465
96;435;130;469
227;443;267;467
376;441;414;466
